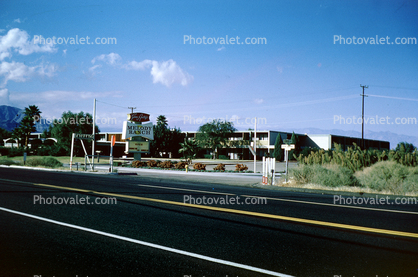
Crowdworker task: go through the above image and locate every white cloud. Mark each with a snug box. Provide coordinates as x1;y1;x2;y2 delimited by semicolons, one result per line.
277;66;283;74
123;59;193;87
254;98;264;104
91;52;121;65
149;59;193;87
0;61;58;86
63;49;67;56
0;28;56;60
0;88;9;103
122;59;153;70
13;18;21;23
217;46;225;51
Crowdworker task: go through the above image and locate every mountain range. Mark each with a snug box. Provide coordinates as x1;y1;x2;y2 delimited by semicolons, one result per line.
1;105;416;148
0;105;51;133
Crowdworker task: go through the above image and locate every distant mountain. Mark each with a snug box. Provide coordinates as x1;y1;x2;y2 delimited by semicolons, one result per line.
0;105;51;133
283;127;418;150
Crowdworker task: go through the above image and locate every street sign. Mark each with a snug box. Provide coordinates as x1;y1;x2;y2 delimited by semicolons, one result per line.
74;133;94;140
122;121;154;140
126;141;150;153
128;113;150;123
248;145;256;156
281;144;295;151
111;135;116;146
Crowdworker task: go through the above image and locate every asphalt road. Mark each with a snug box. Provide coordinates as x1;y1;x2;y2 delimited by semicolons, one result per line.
0;167;417;277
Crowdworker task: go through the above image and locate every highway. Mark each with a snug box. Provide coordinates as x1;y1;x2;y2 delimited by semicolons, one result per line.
0;167;417;277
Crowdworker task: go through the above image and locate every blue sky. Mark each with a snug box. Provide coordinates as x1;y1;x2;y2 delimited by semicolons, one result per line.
1;0;417;141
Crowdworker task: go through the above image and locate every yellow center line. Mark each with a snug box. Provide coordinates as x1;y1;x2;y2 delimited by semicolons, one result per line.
29;182;418;239
241;195;418;215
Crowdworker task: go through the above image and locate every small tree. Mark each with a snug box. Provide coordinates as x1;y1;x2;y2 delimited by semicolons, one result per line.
196;119;237;159
12;105;41;149
179;138;200;164
289;131;299;160
272;133;284;161
395;142;416;154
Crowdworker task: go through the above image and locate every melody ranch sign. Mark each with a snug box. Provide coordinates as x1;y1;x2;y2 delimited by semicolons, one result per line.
122;121;154;140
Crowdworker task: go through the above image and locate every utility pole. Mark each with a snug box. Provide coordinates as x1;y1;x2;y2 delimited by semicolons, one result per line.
360;85;368;149
128;107;136;114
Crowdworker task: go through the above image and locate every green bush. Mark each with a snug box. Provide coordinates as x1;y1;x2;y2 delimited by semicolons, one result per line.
203;154;212;159
0;147;9;156
218;155;230;160
7;147;25;157
355;161;418;194
0;158;20;166
291;164;358;187
26;157;63;168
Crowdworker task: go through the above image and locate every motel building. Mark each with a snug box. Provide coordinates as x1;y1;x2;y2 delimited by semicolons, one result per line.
2;131;389;160
92;130;389;160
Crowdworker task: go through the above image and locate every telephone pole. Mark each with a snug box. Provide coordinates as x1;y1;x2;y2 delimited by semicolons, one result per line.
128;107;136;114
360;85;368;149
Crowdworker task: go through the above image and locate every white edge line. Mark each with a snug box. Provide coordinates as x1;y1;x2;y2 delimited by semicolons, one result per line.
241;195;418;215
0;207;294;277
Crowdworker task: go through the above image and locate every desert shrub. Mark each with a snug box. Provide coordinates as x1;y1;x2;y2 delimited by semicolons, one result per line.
0;158;19;166
175;161;188;169
218;155;230;160
36;145;67;156
132;160;145;168
26;157;63;168
355;161;418;194
193;163;206;170
291;164;358;187
0;147;9;156
213;163;225;171
7;147;25;157
159;160;174;169
235;164;248;172
147;160;158;167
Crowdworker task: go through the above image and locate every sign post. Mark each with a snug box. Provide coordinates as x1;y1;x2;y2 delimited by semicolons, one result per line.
122;112;153;161
110;135;115;173
281;144;295;183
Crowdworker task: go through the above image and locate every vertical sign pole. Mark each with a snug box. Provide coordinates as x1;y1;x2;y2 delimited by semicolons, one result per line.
110;135;114;173
70;133;75;171
92;98;96;171
254;117;257;173
285;149;289;183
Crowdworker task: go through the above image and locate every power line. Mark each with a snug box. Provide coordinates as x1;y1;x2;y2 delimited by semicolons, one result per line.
368;95;418;102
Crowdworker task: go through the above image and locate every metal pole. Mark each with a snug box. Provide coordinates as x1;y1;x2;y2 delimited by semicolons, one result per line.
285;150;289;183
69;133;75;171
254;117;257;173
360;85;368;149
92;98;96;171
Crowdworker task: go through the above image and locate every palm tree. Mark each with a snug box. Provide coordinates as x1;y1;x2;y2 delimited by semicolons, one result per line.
179;138;200;164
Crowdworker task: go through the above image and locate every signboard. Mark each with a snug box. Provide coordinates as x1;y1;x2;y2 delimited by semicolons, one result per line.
248;145;256;156
74;133;94;140
122;121;154;140
128;113;150;123
281;144;295;151
126;141;150;153
111;135;116;146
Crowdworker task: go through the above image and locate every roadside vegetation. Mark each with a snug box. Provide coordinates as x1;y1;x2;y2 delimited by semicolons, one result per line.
291;142;418;195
